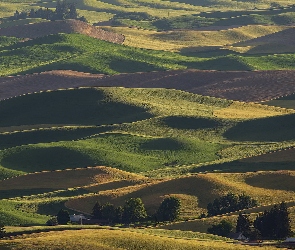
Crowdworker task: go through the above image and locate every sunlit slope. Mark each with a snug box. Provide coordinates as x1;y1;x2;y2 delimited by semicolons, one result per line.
109;25;287;52
0;228;280;250
0;87;294;177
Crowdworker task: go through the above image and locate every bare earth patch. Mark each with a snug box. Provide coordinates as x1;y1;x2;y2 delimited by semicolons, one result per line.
1;69;295;102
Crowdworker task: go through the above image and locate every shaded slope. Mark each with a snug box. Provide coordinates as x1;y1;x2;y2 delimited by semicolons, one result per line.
235;27;295;53
0;19;124;44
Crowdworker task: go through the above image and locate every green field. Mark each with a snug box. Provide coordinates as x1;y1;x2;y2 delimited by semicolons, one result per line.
1;31;295;77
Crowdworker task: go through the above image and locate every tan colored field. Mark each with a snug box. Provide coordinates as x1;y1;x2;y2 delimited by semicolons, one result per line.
0;228;283;250
66;171;295;219
2;69;295;102
107;25;287;52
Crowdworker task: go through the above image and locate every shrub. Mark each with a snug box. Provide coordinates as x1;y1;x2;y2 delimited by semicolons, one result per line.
46;217;58;226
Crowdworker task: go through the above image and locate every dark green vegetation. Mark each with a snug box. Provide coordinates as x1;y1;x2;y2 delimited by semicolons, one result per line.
207;193;258;216
207;220;233;237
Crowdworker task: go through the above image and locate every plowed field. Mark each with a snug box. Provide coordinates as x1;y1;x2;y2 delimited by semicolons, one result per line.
1;69;295;102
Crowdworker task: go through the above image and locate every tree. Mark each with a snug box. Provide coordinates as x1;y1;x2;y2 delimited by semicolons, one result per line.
56;209;70;225
68;3;78;19
156;197;181;222
236;213;251;237
123;198;147;223
207;193;258;216
92;201;103;219
46;217;58;226
207;220;233;237
0;224;5;238
101;203;115;223
276;201;292;239
254;202;292;239
114;206;124;224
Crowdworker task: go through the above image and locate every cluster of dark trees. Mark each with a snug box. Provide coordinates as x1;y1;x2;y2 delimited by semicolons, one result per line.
253;201;292;239
207;193;258;216
47;197;181;226
208;202;293;240
11;0;86;22
92;197;181;224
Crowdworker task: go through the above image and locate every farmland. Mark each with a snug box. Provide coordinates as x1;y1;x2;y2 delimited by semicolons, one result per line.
1;0;295;248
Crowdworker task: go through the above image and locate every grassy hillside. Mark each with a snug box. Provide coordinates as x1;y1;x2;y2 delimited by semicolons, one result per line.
0;87;293;177
1;31;295;76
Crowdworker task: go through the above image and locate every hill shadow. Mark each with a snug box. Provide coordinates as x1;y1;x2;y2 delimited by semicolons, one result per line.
140;138;185;151
0;88;153;127
1;147;95;172
224;113;295;142
0;126;112;150
245;173;295;191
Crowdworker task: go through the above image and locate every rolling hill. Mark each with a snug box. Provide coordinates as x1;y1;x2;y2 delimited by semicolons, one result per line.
1;0;295;247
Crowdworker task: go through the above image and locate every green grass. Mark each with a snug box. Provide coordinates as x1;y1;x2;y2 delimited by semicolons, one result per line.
2;33;295;76
0;200;49;226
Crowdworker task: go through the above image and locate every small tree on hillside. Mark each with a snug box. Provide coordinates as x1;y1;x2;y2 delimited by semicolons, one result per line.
156;197;181;222
114;206;124;224
56;209;70;225
92;201;103;219
101;203;116;223
254;201;292;239
236;212;251;237
123;198;147;224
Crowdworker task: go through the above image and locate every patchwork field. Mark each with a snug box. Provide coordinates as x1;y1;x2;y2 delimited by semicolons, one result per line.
1;0;295;248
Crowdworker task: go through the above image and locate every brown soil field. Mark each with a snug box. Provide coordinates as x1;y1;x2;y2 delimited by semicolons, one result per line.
236;27;295;47
1;69;295;102
240;147;295;163
0;19;124;44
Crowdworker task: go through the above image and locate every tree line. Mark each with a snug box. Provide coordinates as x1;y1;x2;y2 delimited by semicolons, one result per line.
207;193;258;216
207;201;293;240
46;196;181;226
11;0;86;22
91;196;181;224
